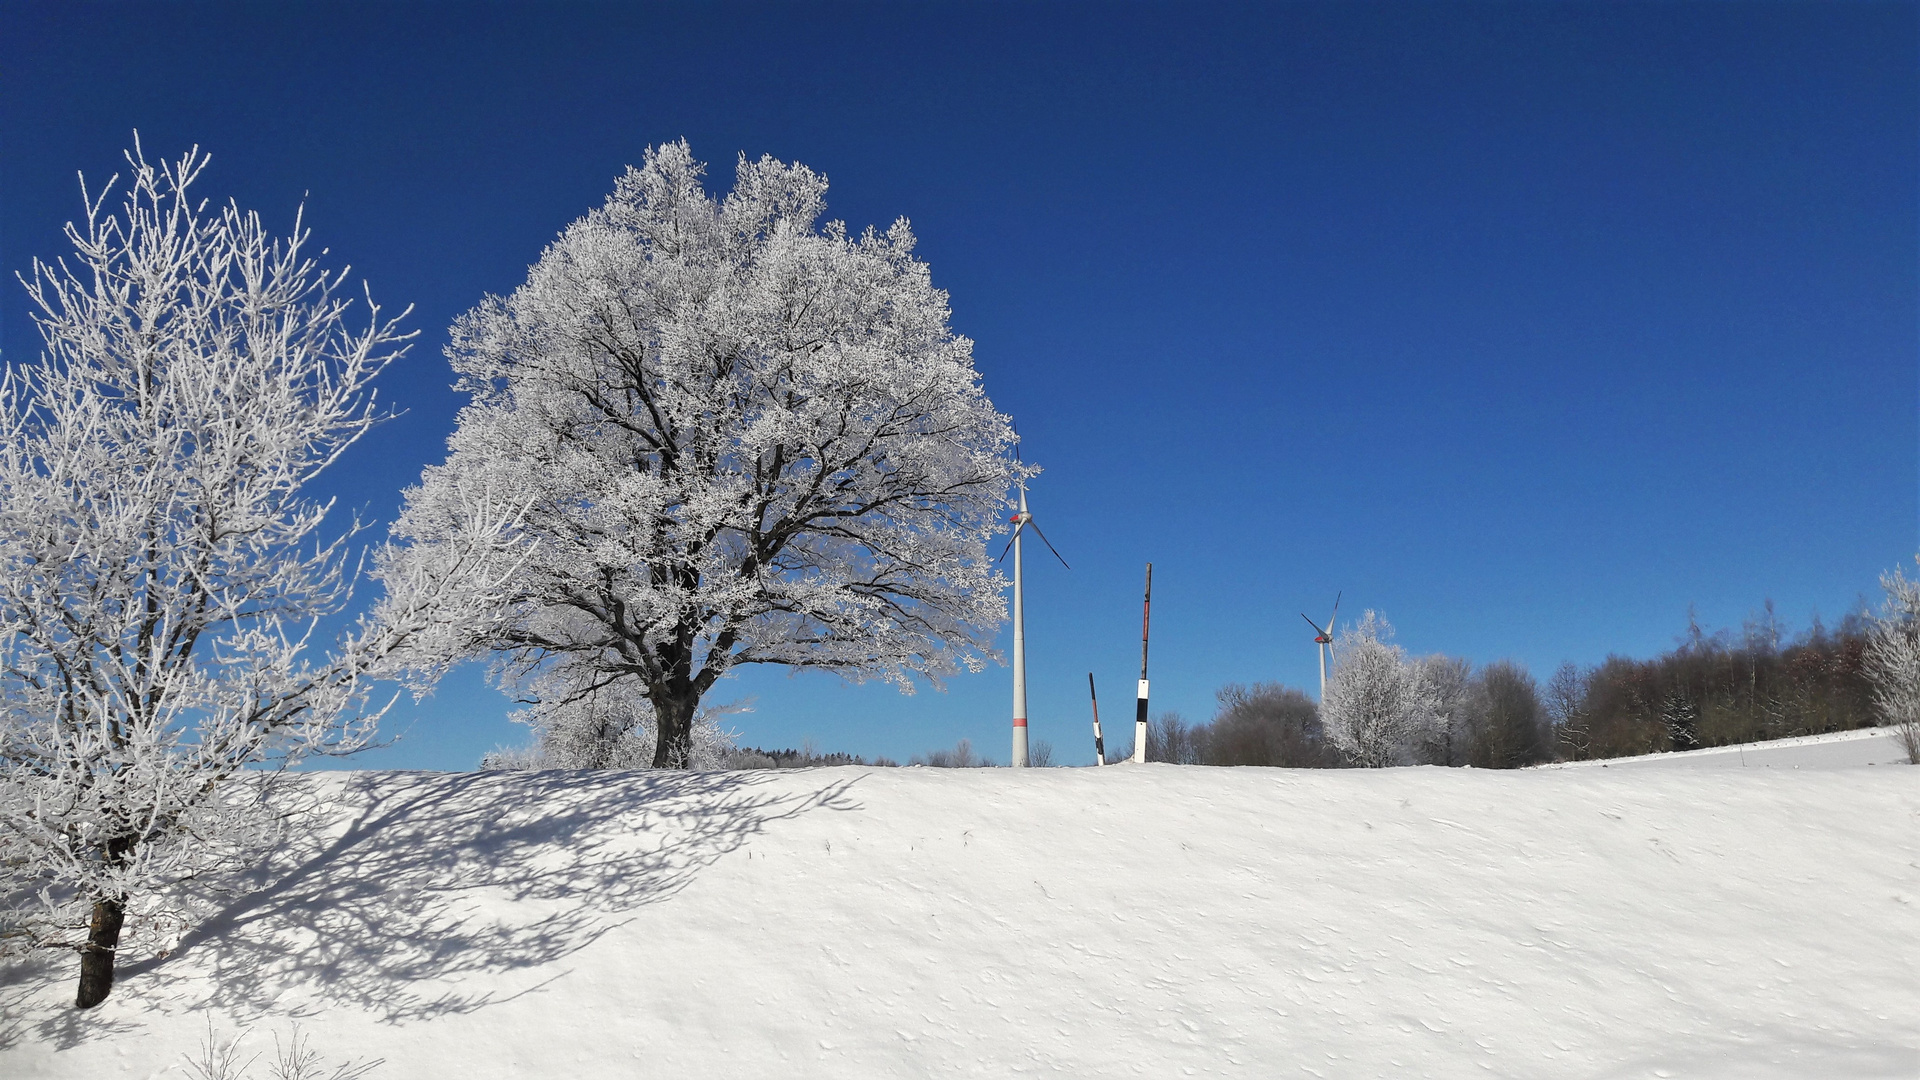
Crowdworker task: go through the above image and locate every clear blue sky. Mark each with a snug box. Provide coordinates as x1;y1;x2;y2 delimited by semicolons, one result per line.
4;2;1914;768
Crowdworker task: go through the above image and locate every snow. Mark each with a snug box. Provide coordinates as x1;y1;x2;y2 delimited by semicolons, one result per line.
1545;725;1913;770
4;756;1916;1078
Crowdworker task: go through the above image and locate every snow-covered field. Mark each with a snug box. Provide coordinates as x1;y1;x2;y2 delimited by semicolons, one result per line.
4;742;1915;1079
1547;725;1914;771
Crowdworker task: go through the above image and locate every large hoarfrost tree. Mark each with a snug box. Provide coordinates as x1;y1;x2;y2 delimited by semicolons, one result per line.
1864;555;1920;764
1321;611;1436;767
0;142;505;1008
386;141;1019;768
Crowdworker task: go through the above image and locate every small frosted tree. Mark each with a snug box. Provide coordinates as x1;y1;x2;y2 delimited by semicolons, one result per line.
0;142;509;1008
1321;610;1435;767
385;141;1020;767
1864;556;1920;764
1415;655;1473;766
478;676;740;770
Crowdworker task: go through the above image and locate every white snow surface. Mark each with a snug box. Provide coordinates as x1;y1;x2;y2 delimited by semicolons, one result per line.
1546;725;1913;770
4;757;1916;1078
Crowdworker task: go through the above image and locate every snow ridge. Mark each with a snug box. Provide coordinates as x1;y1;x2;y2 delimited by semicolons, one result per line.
4;764;1915;1078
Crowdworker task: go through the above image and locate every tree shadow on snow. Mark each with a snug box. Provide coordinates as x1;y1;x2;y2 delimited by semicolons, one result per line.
115;768;861;1024
0;950;148;1051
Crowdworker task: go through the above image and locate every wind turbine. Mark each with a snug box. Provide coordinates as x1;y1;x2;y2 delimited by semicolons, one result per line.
1300;591;1340;701
1001;461;1069;768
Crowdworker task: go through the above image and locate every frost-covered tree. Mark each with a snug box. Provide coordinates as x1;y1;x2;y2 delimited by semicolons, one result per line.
0;142;508;1008
1864;555;1920;764
1414;655;1473;767
385;141;1019;767
1320;610;1435;768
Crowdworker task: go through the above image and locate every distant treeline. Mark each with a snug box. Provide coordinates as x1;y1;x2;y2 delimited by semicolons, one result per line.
724;739;996;769
1134;683;1341;768
1133;606;1877;769
726;607;1880;771
723;746;898;769
1550;607;1875;760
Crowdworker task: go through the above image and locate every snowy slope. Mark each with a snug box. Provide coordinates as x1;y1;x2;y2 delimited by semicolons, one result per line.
3;762;1915;1079
1545;725;1912;770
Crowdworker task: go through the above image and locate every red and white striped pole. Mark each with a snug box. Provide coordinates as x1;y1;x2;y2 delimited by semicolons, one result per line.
1133;562;1152;763
1088;672;1106;766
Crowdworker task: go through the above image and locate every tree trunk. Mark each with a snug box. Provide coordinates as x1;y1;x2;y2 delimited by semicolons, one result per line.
76;895;126;1009
651;691;698;768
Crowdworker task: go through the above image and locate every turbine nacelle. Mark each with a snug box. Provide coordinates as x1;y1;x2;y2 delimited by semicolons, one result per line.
999;502;1069;569
1301;591;1341;701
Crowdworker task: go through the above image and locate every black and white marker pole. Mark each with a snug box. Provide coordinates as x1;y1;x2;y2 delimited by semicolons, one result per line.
1133;562;1152;763
1088;673;1106;766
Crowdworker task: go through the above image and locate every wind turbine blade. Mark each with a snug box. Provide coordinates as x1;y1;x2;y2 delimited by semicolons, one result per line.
997;519;1027;562
1326;591;1341;637
1026;519;1070;569
1301;613;1326;636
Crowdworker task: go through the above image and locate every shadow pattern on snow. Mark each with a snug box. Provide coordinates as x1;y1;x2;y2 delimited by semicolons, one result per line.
113;768;860;1023
1;952;146;1051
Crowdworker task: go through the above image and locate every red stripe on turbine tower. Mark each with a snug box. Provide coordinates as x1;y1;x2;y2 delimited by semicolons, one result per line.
1001;456;1068;767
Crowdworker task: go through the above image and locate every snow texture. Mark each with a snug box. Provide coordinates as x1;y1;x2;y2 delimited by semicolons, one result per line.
1543;724;1913;770
3;750;1915;1078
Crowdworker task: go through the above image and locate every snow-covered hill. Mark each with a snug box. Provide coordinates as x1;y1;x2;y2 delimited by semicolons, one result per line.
4;751;1915;1079
1543;718;1920;768
1546;725;1913;771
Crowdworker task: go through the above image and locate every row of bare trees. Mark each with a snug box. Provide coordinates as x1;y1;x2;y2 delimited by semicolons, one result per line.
1140;592;1908;770
1144;662;1550;771
1547;606;1879;760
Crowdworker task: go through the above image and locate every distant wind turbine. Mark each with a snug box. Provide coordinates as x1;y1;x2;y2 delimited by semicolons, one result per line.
1001;458;1069;768
1301;591;1341;701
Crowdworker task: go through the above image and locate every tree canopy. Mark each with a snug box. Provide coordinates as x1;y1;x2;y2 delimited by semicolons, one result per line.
387;141;1020;767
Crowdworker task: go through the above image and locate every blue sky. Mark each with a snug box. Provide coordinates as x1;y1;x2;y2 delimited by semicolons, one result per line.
4;2;1914;768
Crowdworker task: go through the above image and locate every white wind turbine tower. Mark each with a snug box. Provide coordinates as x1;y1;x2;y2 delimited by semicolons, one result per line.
1300;592;1341;701
1002;461;1069;768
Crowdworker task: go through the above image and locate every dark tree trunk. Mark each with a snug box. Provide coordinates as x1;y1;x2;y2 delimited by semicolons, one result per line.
651;691;698;768
76;895;126;1009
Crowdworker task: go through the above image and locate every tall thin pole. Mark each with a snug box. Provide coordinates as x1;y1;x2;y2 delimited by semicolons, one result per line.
1088;673;1106;766
1133;562;1152;763
1318;642;1327;702
1010;481;1029;768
